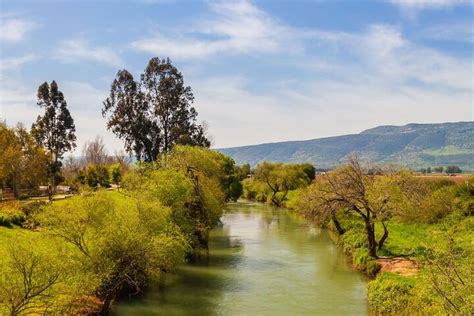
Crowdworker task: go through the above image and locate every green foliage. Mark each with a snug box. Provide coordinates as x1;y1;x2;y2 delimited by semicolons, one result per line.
109;162;122;185
445;165;462;173
124;145;231;256
36;190;189;313
242;177;269;202
0;122;49;197
102;58;209;162
368;272;416;314
0;202;26;228
31;81;76;193
253;161;311;206
0;236;86;315
77;164;111;188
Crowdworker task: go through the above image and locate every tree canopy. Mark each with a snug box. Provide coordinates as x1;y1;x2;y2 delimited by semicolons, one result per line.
103;57;210;162
31;81;76;195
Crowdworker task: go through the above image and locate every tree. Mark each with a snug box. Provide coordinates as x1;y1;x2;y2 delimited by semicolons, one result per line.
0;123;48;198
434;166;444;173
254;162;311;206
77;164;110;188
445;166;462;174
0;122;22;195
31;81;76;198
103;57;210;162
37;191;188;314
305;157;412;258
109;163;122;187
0;238;75;315
82;136;110;166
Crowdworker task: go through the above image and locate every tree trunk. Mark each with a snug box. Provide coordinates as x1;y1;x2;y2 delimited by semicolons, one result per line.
99;292;115;315
365;220;377;258
331;212;345;235
378;222;389;251
270;190;280;207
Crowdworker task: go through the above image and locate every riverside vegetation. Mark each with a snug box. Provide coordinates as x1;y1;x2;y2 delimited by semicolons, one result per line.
1;54;473;315
243;158;473;314
0;145;245;314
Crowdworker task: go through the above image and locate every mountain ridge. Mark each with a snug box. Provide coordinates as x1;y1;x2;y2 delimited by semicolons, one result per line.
218;121;474;171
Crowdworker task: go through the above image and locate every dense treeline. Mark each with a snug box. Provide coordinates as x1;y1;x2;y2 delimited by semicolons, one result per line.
289;157;473;314
0;145;243;314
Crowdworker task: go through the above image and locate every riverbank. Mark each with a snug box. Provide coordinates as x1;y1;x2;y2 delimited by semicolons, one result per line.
285;191;473;314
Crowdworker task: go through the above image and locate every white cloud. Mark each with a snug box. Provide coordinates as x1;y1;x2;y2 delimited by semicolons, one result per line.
0;17;34;42
56;39;124;67
389;0;470;9
131;0;294;59
0;82;39;126
0;54;37;71
0;80;123;155
193;73;472;148
421;22;474;43
187;20;473;147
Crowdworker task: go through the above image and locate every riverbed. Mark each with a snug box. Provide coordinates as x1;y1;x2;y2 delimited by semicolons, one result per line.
114;201;368;315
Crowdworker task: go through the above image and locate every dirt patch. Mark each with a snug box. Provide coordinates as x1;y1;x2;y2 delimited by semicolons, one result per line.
377;257;419;276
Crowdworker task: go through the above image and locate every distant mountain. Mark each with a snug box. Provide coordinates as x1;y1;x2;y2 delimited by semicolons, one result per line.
219;122;474;171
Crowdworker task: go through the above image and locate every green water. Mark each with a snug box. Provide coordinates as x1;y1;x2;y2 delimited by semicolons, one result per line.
114;201;368;315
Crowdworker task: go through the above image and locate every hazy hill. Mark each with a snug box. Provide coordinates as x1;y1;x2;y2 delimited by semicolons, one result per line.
219;122;474;171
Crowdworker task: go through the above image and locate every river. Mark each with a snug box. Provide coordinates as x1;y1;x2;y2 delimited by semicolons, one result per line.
114;201;368;315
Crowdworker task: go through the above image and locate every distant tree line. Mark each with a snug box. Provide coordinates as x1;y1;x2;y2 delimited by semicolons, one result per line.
419;165;463;174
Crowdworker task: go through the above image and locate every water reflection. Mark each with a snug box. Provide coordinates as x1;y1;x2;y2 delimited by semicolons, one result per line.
114;201;368;315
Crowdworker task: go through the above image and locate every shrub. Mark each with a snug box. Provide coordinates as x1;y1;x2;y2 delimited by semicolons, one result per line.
18;193;29;200
368;272;415;314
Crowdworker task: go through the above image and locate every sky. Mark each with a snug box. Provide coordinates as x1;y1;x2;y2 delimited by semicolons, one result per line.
0;0;473;155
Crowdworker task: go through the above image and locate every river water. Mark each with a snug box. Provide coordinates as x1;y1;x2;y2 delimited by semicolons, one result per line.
114;201;368;315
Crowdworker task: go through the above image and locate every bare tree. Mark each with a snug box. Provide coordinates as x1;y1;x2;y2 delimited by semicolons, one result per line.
82;136;110;166
311;157;397;257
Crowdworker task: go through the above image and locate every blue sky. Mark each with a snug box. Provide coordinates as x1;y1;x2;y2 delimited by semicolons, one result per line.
0;0;473;154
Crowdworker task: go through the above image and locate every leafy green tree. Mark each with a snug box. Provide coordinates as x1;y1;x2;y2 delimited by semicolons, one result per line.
445;166;462;174
0;237;82;315
254;162;310;206
299;163;316;181
37;191;188;314
142;57;210;152
77;164;110;188
0;122;22;195
109;163;122;187
31;81;76;198
0;123;48;198
103;58;210;162
296;158;419;258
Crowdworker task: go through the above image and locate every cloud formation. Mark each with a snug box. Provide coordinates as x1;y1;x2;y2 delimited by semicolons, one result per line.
56;39;124;67
389;0;470;9
0;17;35;42
131;0;293;58
0;54;37;71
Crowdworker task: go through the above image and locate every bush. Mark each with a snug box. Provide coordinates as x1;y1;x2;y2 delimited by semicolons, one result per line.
21;201;46;216
18;193;29;200
0;214;12;228
368;272;415;314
